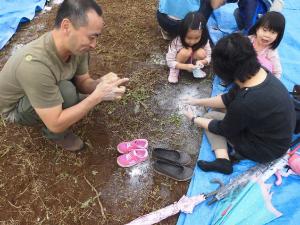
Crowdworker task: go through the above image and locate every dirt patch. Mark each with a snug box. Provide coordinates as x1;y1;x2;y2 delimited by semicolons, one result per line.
0;1;212;224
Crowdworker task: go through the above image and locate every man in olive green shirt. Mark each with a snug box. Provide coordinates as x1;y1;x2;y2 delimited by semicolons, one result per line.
0;0;128;151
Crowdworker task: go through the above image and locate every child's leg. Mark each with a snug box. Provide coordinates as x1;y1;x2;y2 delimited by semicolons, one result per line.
191;48;208;78
193;48;207;65
176;47;193;64
211;0;227;9
168;48;192;83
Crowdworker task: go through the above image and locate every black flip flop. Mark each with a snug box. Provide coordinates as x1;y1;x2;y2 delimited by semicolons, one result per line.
153;160;193;181
152;148;191;165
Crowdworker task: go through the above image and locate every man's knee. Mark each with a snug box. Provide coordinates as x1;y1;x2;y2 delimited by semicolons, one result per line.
58;80;79;109
8;96;41;126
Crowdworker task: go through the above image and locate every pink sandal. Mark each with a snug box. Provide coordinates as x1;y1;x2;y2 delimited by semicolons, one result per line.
117;139;148;154
117;148;149;167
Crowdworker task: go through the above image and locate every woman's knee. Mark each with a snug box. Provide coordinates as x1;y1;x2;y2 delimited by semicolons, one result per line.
203;111;225;119
204;111;216;119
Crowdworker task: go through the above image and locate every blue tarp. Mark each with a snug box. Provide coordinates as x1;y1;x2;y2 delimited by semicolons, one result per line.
177;1;300;225
0;0;46;50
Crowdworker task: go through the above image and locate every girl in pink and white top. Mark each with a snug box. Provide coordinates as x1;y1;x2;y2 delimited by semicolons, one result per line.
248;11;286;79
166;11;211;83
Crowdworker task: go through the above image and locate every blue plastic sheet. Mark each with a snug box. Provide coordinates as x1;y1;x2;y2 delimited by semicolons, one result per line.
158;0;200;20
177;1;300;225
0;0;46;50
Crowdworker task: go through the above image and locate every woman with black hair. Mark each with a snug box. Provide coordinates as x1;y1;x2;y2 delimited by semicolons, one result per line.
183;33;295;174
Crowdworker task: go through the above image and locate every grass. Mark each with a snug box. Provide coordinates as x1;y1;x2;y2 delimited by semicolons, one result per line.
168;114;182;128
123;86;150;104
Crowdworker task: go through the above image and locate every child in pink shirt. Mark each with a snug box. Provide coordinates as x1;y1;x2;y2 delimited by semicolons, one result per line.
248;11;285;79
166;11;211;83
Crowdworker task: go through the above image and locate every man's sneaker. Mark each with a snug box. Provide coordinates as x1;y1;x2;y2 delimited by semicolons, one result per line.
168;68;179;83
51;131;84;152
117;139;148;154
160;28;172;40
117;148;148;167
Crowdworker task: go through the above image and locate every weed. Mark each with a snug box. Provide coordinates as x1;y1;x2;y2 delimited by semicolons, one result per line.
106;104;116;114
122;87;150;104
168;114;182;128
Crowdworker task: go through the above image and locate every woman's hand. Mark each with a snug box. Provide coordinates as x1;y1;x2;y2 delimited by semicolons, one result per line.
182;96;201;106
183;106;195;121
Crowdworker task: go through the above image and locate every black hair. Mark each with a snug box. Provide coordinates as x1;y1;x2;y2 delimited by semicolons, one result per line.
248;11;285;49
179;11;209;50
212;33;261;83
54;0;102;29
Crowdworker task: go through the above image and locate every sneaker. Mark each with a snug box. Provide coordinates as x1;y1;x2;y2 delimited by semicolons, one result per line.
117;148;148;167
117;139;148;154
192;67;206;78
50;131;84;152
168;68;179;83
160;28;172;40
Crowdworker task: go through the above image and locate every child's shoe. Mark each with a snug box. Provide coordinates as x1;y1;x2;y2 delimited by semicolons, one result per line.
117;139;148;154
117;148;148;167
168;68;179;83
193;67;206;78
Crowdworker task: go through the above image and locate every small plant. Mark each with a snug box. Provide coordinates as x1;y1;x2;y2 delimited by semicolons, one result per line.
168;114;182;128
123;86;150;104
106;104;116;114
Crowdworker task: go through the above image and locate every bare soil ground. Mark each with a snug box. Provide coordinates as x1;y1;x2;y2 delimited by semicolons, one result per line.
0;1;212;224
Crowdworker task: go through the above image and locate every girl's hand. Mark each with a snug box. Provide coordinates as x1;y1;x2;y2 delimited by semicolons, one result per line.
196;60;205;68
182;96;200;106
185;64;197;72
183;106;195;121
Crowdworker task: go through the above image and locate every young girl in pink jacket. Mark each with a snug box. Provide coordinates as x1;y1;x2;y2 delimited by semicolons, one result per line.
248;11;285;79
166;11;211;83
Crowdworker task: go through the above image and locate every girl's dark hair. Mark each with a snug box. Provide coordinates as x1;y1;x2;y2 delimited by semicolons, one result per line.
248;11;285;49
54;0;102;29
179;11;209;50
212;33;261;83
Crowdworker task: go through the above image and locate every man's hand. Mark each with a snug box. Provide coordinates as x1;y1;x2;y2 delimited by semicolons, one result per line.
93;77;129;102
97;72;119;83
